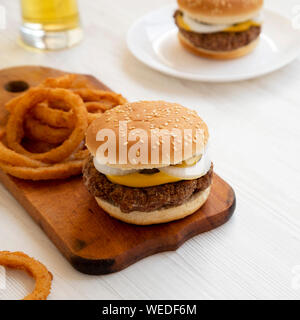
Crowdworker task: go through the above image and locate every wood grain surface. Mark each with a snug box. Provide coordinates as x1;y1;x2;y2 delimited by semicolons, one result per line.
0;66;235;275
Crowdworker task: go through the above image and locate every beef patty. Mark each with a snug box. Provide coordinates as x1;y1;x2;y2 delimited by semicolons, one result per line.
83;156;213;213
174;10;261;52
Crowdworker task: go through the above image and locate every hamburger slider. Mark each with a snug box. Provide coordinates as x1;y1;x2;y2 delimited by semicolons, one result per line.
174;0;264;59
83;101;213;225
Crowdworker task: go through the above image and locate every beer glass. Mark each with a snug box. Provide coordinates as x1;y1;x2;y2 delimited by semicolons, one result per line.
20;0;83;50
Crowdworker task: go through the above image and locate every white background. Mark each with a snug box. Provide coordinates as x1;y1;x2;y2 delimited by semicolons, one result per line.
0;0;299;300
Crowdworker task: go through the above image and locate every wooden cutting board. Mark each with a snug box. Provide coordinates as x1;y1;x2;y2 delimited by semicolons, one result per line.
0;66;236;275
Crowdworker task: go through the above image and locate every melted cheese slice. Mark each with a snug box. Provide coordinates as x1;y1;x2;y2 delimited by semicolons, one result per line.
224;20;260;32
106;155;206;188
177;14;192;31
176;13;260;33
106;171;182;188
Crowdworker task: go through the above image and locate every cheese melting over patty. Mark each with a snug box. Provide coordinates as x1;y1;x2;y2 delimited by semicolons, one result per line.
176;11;262;34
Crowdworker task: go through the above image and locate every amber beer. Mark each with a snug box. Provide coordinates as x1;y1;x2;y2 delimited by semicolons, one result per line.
20;0;82;50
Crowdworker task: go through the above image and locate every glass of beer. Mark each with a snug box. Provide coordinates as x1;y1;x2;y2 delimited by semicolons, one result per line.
20;0;83;50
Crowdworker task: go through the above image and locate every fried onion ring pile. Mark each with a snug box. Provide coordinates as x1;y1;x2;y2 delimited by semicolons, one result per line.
6;75;127;142
0;75;127;180
0;251;52;300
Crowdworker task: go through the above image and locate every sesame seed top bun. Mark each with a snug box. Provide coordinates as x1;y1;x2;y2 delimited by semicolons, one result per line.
178;0;264;25
86;101;209;169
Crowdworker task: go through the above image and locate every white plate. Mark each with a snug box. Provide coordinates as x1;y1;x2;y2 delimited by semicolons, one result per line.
127;5;300;82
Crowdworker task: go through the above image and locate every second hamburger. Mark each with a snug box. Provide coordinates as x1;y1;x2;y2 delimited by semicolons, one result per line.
174;0;264;59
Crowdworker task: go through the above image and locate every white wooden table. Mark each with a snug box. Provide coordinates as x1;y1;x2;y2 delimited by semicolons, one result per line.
0;0;299;300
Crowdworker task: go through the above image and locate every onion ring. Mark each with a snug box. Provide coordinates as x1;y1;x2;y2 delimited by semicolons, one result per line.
0;251;52;300
2;75;126;181
85;101;107;113
31;89;126;128
0;130;85;179
24;116;71;144
6;87;88;164
32;101;76;128
0;129;44;167
41;74;89;89
0;160;83;180
73;88;127;106
0;141;45;168
72;149;89;160
5;95;22;113
5;76;127;130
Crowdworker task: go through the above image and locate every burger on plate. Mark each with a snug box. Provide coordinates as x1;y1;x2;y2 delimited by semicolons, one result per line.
174;0;264;59
83;101;212;225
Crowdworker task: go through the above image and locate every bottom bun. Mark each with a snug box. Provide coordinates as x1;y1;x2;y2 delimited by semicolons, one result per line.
95;186;211;225
178;32;259;60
